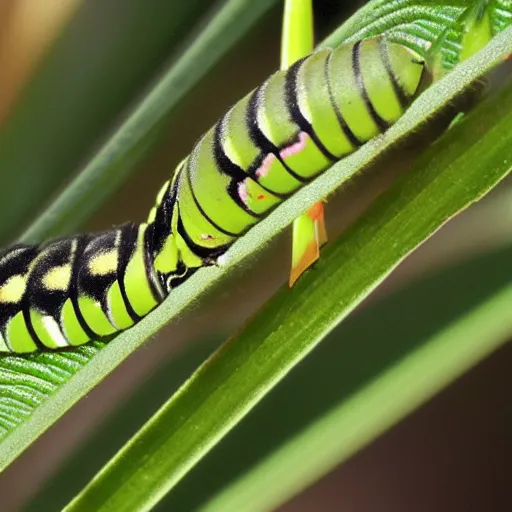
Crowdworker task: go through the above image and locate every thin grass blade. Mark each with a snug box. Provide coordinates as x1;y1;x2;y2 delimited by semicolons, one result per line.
64;36;512;510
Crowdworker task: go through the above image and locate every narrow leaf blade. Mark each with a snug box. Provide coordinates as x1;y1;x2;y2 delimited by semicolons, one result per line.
201;284;512;512
64;33;512;510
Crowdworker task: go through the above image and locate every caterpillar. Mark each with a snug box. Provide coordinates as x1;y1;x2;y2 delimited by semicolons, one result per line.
0;37;429;353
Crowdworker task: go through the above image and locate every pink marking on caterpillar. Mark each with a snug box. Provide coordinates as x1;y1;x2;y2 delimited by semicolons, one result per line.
280;131;309;160
238;180;249;205
256;153;276;178
201;233;215;241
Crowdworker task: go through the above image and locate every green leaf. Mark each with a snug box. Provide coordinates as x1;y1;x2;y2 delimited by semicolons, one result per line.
26;243;512;511
201;287;512;512
322;0;509;64
199;287;512;512
63;34;512;509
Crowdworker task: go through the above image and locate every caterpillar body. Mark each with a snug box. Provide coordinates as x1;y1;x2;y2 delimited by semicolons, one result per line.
0;37;428;353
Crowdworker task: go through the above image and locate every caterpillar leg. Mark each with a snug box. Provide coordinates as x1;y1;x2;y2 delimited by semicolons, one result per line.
289;202;327;287
282;0;326;286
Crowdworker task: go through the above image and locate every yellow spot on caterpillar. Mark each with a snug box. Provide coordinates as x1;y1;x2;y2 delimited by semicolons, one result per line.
89;250;118;276
0;275;26;303
42;264;72;291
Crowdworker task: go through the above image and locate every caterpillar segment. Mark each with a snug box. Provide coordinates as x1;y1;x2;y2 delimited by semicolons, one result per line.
0;37;429;353
179;37;427;250
0;224;164;353
289;38;426;283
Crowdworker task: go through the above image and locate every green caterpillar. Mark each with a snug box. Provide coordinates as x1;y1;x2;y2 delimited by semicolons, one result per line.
0;37;428;353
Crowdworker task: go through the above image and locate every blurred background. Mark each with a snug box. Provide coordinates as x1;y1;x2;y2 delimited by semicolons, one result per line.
0;0;510;510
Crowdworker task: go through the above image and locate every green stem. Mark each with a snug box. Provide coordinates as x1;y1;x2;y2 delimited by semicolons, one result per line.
280;0;313;69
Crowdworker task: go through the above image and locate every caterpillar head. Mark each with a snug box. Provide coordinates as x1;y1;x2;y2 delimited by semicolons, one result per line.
384;38;433;99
